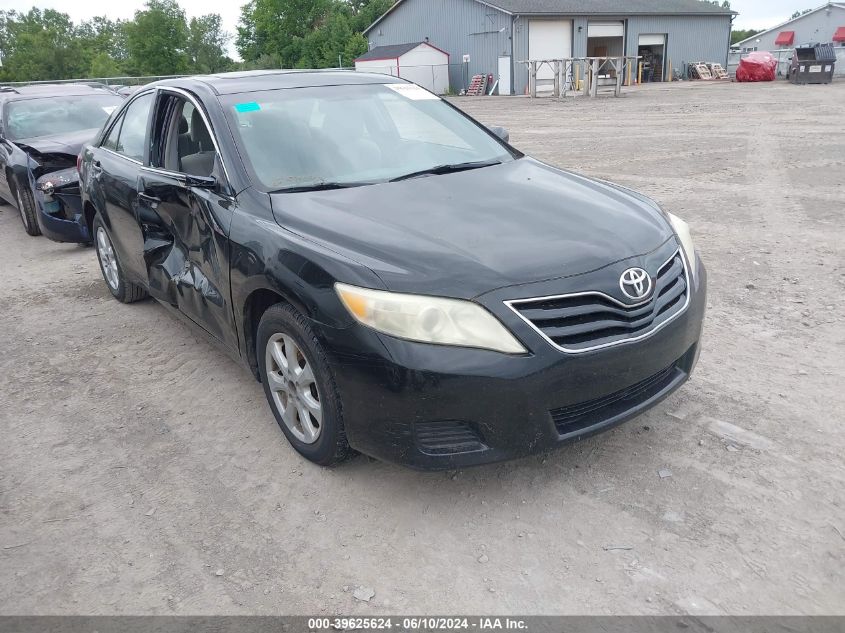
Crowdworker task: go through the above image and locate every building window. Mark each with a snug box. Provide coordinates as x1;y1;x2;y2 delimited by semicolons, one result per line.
742;46;758;53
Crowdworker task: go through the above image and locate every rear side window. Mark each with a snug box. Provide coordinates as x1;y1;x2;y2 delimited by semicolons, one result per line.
109;93;154;162
102;113;123;151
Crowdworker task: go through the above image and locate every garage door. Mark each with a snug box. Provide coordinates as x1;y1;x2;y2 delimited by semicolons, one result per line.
588;21;624;38
529;20;573;88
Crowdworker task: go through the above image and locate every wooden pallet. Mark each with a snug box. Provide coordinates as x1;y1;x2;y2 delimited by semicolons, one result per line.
711;63;729;79
466;74;487;96
692;62;713;80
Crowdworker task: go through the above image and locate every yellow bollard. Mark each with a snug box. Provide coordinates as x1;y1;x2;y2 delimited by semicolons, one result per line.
667;58;673;82
638;62;643;85
626;60;632;86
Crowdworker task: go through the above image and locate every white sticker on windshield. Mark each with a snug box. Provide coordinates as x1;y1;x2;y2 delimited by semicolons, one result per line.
102;106;118;114
385;83;440;100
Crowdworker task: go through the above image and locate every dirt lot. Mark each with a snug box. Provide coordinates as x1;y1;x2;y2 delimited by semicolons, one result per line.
1;80;843;616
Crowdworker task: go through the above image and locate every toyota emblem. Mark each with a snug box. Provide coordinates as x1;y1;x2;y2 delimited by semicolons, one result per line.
619;267;653;301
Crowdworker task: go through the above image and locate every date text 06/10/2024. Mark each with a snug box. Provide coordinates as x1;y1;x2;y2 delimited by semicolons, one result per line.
307;617;528;630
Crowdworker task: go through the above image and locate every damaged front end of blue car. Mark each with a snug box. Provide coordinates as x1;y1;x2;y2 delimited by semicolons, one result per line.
34;166;90;244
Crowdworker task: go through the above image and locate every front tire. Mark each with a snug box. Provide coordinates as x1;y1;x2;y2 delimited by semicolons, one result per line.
92;214;147;303
15;183;41;236
257;303;352;466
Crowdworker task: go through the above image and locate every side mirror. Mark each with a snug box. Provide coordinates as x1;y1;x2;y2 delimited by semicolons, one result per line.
184;173;216;189
488;126;510;144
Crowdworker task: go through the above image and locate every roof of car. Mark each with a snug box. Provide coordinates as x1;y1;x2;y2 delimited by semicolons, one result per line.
0;83;119;102
153;70;406;96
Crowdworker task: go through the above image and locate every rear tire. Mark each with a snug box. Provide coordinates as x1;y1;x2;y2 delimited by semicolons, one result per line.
257;303;352;466
15;182;41;236
92;214;147;303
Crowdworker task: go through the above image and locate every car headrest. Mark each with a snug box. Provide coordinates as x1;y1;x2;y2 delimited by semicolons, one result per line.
190;107;213;151
179;116;189;134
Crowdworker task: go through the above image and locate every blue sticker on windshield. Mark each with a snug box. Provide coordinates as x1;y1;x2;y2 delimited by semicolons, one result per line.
235;102;261;113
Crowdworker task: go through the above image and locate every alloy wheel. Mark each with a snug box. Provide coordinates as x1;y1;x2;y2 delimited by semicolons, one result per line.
265;333;322;444
96;226;120;290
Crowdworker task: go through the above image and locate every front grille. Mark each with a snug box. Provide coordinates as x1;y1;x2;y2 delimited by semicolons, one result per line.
414;421;486;455
551;362;680;436
507;249;688;352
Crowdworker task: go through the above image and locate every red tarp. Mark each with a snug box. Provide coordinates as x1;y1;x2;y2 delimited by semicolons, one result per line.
736;51;778;82
833;26;845;42
774;31;795;46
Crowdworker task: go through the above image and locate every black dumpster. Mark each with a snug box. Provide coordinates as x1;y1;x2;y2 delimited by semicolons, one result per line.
788;43;836;84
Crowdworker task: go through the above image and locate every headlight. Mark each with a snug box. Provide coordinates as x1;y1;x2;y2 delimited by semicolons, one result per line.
36;167;78;201
667;212;696;273
335;283;526;354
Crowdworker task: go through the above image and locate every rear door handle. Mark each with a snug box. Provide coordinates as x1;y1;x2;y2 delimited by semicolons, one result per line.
138;192;161;208
91;159;102;172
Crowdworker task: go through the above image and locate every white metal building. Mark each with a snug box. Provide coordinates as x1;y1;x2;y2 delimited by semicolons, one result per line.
732;3;845;53
354;41;451;94
730;2;845;77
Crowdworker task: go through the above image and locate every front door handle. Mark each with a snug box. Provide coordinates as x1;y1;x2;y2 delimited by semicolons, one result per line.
91;159;102;173
138;192;161;208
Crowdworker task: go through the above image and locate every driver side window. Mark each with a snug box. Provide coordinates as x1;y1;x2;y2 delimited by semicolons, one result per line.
162;98;217;177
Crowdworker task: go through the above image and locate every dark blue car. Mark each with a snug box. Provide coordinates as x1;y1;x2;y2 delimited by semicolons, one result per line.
0;84;123;241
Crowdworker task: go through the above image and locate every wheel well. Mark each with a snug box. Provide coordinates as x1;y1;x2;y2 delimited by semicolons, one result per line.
243;288;289;380
83;201;97;236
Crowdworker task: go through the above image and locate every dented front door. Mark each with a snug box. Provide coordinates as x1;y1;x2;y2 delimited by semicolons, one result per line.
136;170;237;350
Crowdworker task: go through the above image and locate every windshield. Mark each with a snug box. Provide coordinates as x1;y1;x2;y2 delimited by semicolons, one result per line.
4;94;123;141
221;83;515;191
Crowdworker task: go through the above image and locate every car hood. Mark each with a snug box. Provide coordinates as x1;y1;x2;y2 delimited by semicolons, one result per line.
16;127;99;157
270;158;674;299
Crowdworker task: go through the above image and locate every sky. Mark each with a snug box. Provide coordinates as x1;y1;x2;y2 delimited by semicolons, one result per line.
729;0;818;29
0;0;825;52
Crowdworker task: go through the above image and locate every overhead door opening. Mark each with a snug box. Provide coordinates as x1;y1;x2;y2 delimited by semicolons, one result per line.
528;19;573;92
638;33;667;82
588;21;625;80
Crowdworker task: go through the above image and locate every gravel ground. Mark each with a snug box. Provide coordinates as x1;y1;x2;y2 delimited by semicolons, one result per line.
0;80;843;616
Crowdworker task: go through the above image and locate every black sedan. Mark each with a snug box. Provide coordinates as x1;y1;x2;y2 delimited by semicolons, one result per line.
0;84;123;239
78;71;706;469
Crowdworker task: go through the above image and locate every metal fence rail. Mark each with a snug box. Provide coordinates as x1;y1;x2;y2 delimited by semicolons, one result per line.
1;74;191;88
727;48;845;78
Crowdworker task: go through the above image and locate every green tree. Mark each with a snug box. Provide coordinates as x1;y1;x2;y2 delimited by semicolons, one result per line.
237;0;333;67
77;17;127;78
0;8;88;81
89;51;124;78
123;0;189;76
791;8;813;18
236;0;392;68
731;28;762;45
187;14;232;73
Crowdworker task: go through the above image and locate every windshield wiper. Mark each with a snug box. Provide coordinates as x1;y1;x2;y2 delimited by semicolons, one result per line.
388;160;502;182
271;181;376;194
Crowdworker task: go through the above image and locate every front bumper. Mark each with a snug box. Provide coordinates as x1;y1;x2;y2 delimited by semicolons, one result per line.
34;177;89;244
319;256;707;470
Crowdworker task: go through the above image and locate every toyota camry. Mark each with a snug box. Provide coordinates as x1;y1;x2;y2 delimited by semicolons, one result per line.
78;70;706;469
